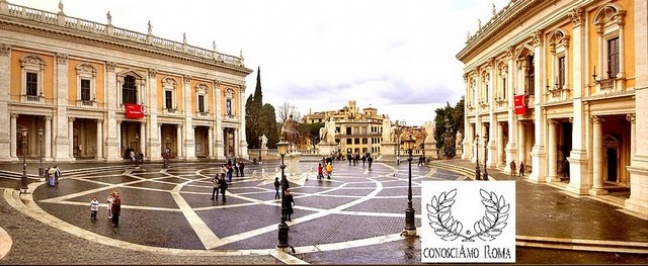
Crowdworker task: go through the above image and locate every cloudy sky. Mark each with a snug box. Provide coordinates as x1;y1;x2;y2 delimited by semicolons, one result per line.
13;0;510;126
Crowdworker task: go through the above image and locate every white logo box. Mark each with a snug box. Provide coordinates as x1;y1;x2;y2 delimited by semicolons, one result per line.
421;181;516;263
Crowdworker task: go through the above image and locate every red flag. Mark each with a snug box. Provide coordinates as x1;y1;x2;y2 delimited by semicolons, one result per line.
125;103;144;119
514;95;527;115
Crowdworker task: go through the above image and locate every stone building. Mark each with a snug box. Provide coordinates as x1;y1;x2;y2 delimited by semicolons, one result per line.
457;0;648;215
303;100;386;155
0;0;252;162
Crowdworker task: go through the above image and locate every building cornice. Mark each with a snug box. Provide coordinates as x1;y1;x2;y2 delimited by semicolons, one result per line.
456;0;546;63
0;2;252;76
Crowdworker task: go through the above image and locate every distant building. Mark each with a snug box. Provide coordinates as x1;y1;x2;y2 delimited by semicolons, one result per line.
0;1;252;162
303;100;387;155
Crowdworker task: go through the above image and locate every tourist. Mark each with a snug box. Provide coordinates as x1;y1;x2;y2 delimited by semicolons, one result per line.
367;154;373;170
510;160;517;177
519;162;525;177
238;160;245;177
210;174;220;200
317;163;324;180
362;154;366;167
90;196;99;221
111;192;121;227
283;188;295;221
274;177;281;200
233;158;239;177
325;162;333;179
219;174;228;202
54;165;61;184
107;192;115;219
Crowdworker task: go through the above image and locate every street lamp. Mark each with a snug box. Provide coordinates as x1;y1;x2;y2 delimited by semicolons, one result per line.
20;127;28;193
134;133;139;167
475;135;481;180
276;138;290;249
483;133;489;181
164;136;170;169
38;128;43;179
403;134;416;236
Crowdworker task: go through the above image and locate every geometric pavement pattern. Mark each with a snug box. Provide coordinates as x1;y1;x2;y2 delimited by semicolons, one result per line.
31;160;468;252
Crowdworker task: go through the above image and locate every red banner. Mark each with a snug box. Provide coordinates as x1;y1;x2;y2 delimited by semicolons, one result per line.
125;103;144;119
514;95;527;115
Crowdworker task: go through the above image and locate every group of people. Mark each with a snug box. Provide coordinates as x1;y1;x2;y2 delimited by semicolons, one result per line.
345;152;374;169
223;159;245;182
46;165;61;187
317;162;334;180
509;161;525;177
273;177;295;221
210;173;229;202
89;191;121;227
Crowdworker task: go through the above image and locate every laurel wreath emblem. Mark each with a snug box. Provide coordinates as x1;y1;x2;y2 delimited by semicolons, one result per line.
427;188;510;242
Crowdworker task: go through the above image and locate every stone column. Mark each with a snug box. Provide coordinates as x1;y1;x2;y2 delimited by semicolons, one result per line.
45;116;52;160
68;117;74;160
497;122;504;168
54;53;72;161
238;85;249;159
529;30;547;183
147;69;161;160
625;0;648;215
487;61;497;168
505;47;517;174
182;75;196;160
208;125;214;159
214;80;224;159
105;62;121;161
139;122;146;159
96;119;103;160
518;121;525;167
627;114;636;157
10;113;17;158
0;44;11;161
547;120;560;182
177;124;183;159
590;116;607;195
567;8;591;195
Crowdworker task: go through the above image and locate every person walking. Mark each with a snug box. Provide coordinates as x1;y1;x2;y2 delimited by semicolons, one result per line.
233;158;240;177
107;192;115;219
362;154;366;167
274;177;281;199
562;160;570;178
210;174;220;200
317;163;324;180
47;167;56;187
325;162;333;179
283;188;295;221
367;154;373;170
239;161;245;177
218;174;228;202
90;196;99;221
509;160;517;177
519;162;525;177
53;165;62;185
111;193;121;227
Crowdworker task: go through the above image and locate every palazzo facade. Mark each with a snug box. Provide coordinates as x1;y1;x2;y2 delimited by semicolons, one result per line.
457;0;648;215
0;1;252;162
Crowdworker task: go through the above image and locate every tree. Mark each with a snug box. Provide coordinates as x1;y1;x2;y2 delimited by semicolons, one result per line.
259;103;279;148
277;101;301;123
433;96;465;158
245;67;264;148
305;122;325;151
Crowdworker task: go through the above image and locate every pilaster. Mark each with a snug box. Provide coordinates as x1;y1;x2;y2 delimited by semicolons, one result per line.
104;61;121;161
0;43;11;161
529;30;547;182
54;53;72;161
214;80;224;159
238;85;249;160
504;49;517;173
182;75;196;160
147;69;161;160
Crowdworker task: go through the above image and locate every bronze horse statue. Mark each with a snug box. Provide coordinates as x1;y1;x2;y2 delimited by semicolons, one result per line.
281;115;301;152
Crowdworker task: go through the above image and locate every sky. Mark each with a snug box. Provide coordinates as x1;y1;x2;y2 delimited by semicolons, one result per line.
12;0;511;126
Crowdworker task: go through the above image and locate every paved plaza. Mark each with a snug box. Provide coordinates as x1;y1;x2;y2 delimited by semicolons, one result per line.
1;158;648;264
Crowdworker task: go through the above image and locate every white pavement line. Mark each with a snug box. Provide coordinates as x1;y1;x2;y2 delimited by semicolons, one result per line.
311;231;406;252
170;191;221;249
0;221;12;260
49;200;181;212
269;250;309;265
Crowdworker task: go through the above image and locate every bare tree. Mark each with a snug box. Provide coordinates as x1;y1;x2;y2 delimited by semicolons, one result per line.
277;101;302;123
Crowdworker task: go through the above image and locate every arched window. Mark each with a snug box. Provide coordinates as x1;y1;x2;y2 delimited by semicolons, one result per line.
593;4;626;81
122;75;137;104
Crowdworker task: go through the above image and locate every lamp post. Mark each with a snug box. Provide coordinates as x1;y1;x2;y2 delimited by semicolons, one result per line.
20;127;28;193
403;135;416;236
276;139;290;249
483;133;489;181
38;128;43;179
134;133;139;167
475;135;481;180
164;136;170;169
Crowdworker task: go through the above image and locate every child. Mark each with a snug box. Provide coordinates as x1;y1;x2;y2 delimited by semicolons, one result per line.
90;196;99;220
317;163;324;180
325;163;333;179
274;177;281;199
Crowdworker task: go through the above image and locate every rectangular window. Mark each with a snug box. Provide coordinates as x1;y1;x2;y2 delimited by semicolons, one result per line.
26;72;38;96
502;77;507;99
354;138;360;144
165;91;173;109
558;56;566;87
346;128;352;135
198;95;205;113
526;55;535;95
81;79;91;101
346;138;352;145
608;37;619;78
226;99;232;116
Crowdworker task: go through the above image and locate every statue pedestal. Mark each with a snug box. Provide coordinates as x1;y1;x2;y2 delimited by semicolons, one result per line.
455;145;463;158
285;152;302;176
381;143;398;156
318;143;338;156
424;142;438;159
